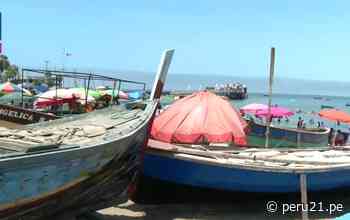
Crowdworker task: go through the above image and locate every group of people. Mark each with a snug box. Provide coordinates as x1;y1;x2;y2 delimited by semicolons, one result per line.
296;117;348;146
215;83;247;94
330;128;349;146
296;117;326;129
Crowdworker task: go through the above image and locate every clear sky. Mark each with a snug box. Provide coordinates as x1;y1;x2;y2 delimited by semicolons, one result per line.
1;1;350;81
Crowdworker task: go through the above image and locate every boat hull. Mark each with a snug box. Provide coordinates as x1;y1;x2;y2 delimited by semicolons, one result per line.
0;105;155;220
142;150;350;194
248;121;330;148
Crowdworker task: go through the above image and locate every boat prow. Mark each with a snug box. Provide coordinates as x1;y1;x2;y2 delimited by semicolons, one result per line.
0;49;175;220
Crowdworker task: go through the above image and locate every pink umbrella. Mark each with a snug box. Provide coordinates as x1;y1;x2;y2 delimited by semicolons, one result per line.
240;103;268;114
255;106;294;118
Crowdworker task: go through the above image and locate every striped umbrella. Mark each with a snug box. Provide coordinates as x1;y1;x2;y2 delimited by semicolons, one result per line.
0;82;32;96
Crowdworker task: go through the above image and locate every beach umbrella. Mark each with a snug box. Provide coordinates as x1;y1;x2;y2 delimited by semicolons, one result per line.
0;82;32;95
34;83;49;93
151;91;248;145
35;89;75;108
35;89;95;108
318;109;350;123
68;88;102;99
240;103;268;113
105;89;128;99
255;106;294;118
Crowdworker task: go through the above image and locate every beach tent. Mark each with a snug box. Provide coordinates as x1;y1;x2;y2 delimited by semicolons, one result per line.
151;91;247;145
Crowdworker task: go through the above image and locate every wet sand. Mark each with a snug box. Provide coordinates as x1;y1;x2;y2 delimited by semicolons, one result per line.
0;120;23;128
61;199;344;220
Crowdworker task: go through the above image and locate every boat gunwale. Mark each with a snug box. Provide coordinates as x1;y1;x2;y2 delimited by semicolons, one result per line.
249;119;331;135
146;139;350;174
0;100;157;163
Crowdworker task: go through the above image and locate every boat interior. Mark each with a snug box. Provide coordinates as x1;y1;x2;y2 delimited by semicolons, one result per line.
0;101;151;157
148;139;350;170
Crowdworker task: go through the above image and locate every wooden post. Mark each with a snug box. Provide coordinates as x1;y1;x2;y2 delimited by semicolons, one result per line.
297;132;301;148
300;174;309;220
265;47;275;148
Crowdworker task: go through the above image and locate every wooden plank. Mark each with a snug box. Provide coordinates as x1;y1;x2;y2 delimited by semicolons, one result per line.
300;174;309;220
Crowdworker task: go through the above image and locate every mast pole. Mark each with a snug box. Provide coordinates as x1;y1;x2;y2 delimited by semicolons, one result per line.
0;12;2;55
265;47;275;148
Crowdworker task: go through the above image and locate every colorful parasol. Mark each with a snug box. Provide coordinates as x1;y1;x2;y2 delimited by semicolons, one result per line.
319;109;350;123
0;82;32;96
151;91;247;145
104;89;128;99
240;103;268;114
68;88;102;99
255;106;294;118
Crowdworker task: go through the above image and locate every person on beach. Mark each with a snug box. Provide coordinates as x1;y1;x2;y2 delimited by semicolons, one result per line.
297;117;304;129
309;118;314;125
317;121;321;128
335;130;345;146
329;128;334;145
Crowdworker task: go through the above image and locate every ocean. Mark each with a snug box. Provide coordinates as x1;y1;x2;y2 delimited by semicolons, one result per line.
232;93;350;131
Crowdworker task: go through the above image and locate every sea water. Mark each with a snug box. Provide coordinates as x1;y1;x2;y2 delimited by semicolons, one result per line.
232;93;350;132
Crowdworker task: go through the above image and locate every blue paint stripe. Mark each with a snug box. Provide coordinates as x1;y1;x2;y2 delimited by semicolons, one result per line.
143;153;350;193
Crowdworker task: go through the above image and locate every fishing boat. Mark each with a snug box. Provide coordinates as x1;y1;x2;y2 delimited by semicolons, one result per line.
136;49;350;213
143;140;350;193
0;49;174;220
139;90;342;197
247;120;331;148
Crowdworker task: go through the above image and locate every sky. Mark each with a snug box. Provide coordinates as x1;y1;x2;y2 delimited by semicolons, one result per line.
1;1;350;82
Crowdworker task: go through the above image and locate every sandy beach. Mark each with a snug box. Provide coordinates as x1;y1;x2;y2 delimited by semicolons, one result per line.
53;198;347;220
59;199;273;220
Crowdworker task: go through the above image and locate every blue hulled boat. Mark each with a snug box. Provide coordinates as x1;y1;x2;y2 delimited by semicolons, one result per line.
0;49;174;220
247;120;331;148
143;139;350;193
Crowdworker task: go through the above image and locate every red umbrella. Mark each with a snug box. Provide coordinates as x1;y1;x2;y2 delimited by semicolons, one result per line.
319;109;350;123
151;91;247;145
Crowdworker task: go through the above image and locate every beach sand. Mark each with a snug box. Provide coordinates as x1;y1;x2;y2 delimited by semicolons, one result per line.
53;197;347;220
57;199;273;220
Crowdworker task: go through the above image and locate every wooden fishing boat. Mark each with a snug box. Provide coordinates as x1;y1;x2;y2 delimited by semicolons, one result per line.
0;103;59;124
143;139;350;194
137;48;350;206
0;49;174;220
247;120;331;148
